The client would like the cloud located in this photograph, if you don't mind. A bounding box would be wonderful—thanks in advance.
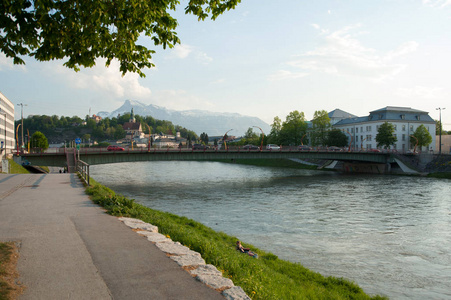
[0,53,26,71]
[396,85,444,99]
[288,24,418,81]
[423,0,451,8]
[151,90,214,111]
[173,44,193,59]
[170,44,213,64]
[49,59,152,99]
[267,70,308,81]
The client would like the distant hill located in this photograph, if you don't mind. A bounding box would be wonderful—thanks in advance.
[97,100,271,136]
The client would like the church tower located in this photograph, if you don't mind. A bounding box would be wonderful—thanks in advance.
[130,108,135,123]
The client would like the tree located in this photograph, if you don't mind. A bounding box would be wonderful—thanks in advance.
[311,110,331,146]
[279,111,308,146]
[376,122,397,149]
[30,131,49,151]
[1,0,241,77]
[326,129,348,147]
[200,132,209,144]
[244,127,258,140]
[267,116,282,145]
[411,124,432,150]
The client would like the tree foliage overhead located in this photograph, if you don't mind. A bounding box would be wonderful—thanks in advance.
[0,0,241,77]
[376,122,397,149]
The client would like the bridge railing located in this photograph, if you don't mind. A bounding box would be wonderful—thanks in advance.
[76,160,90,186]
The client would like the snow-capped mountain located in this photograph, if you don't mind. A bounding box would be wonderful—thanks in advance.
[97,100,271,136]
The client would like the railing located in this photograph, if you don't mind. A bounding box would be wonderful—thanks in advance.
[76,160,90,186]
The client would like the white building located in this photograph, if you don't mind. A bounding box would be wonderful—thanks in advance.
[0,92,15,160]
[333,106,436,152]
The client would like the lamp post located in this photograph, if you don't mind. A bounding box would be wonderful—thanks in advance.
[17,103,27,150]
[436,107,446,155]
[223,129,233,150]
[252,126,264,150]
[0,112,6,154]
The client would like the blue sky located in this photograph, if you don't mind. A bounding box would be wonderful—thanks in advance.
[1,0,450,130]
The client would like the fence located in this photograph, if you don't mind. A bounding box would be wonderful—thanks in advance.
[76,160,90,186]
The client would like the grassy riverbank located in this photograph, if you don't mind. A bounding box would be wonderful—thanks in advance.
[85,178,386,299]
[5,159,30,174]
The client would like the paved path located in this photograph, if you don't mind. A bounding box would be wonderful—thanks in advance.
[0,174,224,299]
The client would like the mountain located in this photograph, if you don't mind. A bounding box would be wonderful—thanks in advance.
[97,100,271,137]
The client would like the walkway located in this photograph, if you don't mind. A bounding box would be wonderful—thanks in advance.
[0,174,225,299]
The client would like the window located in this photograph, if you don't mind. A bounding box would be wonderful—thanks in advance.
[394,125,397,130]
[402,125,406,131]
[410,125,414,131]
[356,136,359,142]
[402,144,405,150]
[402,134,405,141]
[356,127,359,133]
[400,114,405,119]
[393,144,397,149]
[351,128,354,133]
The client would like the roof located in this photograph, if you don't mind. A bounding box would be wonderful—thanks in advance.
[123,122,141,130]
[334,106,435,126]
[328,109,357,119]
[369,106,427,114]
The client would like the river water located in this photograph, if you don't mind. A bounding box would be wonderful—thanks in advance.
[90,161,451,299]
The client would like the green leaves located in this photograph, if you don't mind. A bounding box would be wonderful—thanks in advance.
[376,122,397,149]
[0,0,240,77]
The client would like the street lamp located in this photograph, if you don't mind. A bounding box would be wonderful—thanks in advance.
[223,129,233,150]
[252,126,264,150]
[436,107,446,155]
[17,103,27,150]
[0,112,6,154]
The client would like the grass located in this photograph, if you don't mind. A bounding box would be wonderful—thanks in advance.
[213,158,320,170]
[5,160,30,174]
[0,242,23,300]
[427,172,451,179]
[85,178,387,300]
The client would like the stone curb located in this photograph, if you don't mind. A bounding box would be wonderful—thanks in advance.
[118,217,250,300]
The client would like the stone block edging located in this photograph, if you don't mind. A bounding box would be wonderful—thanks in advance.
[118,217,250,300]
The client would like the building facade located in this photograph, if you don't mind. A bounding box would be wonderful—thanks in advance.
[333,107,436,152]
[0,92,15,159]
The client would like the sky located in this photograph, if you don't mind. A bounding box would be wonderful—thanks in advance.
[1,0,451,130]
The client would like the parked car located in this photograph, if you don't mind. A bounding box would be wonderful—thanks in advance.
[192,144,210,150]
[107,145,125,151]
[328,146,343,152]
[368,148,381,153]
[298,145,312,151]
[266,144,280,150]
[243,144,260,150]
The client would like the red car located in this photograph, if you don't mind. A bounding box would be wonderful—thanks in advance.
[107,145,125,151]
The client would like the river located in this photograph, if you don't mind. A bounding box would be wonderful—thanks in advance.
[90,161,451,299]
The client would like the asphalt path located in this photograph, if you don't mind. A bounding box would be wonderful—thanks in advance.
[0,173,224,299]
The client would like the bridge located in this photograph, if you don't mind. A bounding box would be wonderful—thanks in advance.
[17,147,397,174]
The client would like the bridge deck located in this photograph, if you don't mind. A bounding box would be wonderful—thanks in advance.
[19,148,391,167]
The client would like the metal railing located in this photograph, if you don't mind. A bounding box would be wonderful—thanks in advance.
[76,160,90,186]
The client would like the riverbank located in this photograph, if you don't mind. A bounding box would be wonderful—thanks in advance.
[217,157,451,178]
[85,177,386,300]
